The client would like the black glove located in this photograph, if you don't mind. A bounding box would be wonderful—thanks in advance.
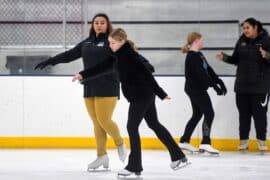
[34,58,54,70]
[213,85,223,95]
[217,78,227,95]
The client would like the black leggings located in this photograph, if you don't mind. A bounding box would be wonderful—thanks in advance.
[180,91,214,145]
[125,95,185,172]
[236,93,269,140]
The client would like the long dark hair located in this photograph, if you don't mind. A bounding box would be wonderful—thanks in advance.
[241,17,264,34]
[89,13,113,38]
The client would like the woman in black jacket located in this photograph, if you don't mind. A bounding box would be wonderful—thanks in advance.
[73,28,190,177]
[35,13,127,170]
[178,32,227,154]
[217,18,270,152]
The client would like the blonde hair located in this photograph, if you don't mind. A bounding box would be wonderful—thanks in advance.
[109,28,137,50]
[181,32,202,53]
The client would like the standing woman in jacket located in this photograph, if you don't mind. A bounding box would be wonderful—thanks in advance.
[73,28,190,177]
[35,13,127,170]
[217,18,270,152]
[178,32,227,154]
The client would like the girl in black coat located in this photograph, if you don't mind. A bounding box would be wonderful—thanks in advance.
[35,13,127,170]
[73,28,190,177]
[217,18,270,152]
[179,32,227,154]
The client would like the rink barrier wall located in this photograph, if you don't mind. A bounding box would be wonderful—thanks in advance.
[0,137,269,151]
[0,76,269,151]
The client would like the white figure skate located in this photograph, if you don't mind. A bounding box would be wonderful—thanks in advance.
[199,144,219,155]
[179,142,199,153]
[170,157,191,170]
[117,143,127,163]
[87,154,109,172]
[117,169,142,179]
[257,140,268,155]
[238,139,249,152]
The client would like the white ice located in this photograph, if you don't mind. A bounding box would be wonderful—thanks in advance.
[0,149,269,180]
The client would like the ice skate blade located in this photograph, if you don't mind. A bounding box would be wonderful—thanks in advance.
[199,149,219,156]
[238,149,248,153]
[172,161,191,171]
[259,150,268,155]
[182,148,199,154]
[117,172,142,179]
[87,167,110,172]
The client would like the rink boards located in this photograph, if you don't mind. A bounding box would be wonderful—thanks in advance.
[0,76,269,151]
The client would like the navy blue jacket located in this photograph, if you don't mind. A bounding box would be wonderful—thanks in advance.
[47,33,119,97]
[184,51,220,94]
[224,30,270,94]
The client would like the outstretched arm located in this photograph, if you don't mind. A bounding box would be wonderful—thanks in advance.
[35,40,84,70]
[216,40,240,65]
[76,56,117,83]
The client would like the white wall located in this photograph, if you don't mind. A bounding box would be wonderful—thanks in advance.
[0,76,269,140]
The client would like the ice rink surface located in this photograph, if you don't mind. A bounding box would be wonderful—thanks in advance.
[0,149,269,180]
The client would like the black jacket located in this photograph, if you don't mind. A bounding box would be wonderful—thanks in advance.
[80,42,167,102]
[47,33,119,97]
[184,51,220,93]
[224,30,270,93]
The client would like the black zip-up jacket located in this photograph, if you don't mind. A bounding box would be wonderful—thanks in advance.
[46,33,119,97]
[80,42,167,102]
[223,30,270,94]
[184,51,220,93]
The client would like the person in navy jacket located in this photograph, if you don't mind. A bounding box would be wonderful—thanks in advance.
[217,18,270,152]
[35,13,127,170]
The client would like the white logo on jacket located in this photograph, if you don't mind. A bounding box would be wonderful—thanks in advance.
[240,42,247,47]
[97,42,105,47]
[261,93,269,107]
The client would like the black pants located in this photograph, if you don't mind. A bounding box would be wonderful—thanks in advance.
[180,91,214,145]
[236,93,269,140]
[125,95,186,172]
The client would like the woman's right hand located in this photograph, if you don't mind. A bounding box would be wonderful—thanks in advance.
[164,96,171,100]
[72,73,83,82]
[216,52,224,61]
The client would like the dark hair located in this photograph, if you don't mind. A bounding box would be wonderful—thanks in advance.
[241,17,263,34]
[89,13,113,38]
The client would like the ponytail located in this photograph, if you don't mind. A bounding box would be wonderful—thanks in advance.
[181,32,202,54]
[127,39,137,50]
[181,44,190,54]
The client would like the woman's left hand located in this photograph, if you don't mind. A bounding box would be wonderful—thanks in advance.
[72,73,83,82]
[259,47,267,59]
